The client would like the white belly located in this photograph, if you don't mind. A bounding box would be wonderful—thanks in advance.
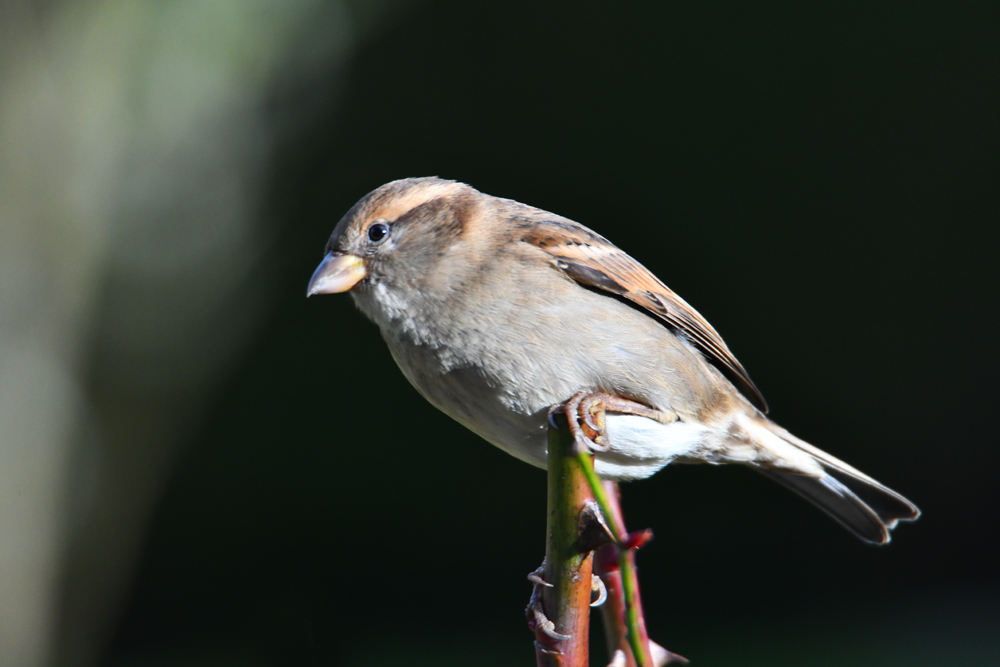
[597,415,709,480]
[461,409,709,482]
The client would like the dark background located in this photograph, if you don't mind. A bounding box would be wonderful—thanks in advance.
[104,2,998,665]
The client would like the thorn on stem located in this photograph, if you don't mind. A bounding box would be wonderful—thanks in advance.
[579,500,616,553]
[623,528,654,551]
[534,641,565,656]
[651,640,689,665]
[607,649,628,667]
[590,574,607,607]
[528,570,554,588]
[528,604,572,641]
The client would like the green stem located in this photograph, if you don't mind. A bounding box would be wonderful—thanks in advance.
[620,548,651,666]
[576,452,626,541]
[576,453,654,667]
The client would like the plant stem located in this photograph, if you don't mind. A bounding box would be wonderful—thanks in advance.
[532,415,595,667]
[589,481,655,667]
[578,457,654,666]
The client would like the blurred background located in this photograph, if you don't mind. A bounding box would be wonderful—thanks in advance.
[1,1,997,665]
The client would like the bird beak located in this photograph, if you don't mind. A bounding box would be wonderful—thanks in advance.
[306,252,368,296]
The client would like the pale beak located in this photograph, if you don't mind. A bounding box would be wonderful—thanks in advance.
[306,252,368,296]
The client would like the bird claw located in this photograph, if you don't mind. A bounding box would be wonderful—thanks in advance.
[556,392,610,454]
[580,394,610,446]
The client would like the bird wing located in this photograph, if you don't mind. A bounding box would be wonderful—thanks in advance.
[520,216,768,412]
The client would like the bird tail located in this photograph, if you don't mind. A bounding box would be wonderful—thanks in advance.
[741,416,920,545]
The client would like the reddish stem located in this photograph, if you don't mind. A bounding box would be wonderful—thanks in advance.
[594,481,655,667]
[532,415,595,666]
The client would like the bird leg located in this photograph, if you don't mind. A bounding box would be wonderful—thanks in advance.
[549,392,674,455]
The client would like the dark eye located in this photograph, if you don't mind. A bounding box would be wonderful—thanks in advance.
[367,222,390,243]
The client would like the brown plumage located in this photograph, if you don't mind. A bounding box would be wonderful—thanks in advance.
[519,216,767,412]
[308,177,920,545]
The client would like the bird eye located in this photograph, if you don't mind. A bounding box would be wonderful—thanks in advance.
[367,222,390,243]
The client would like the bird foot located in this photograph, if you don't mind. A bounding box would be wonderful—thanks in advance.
[549,392,674,455]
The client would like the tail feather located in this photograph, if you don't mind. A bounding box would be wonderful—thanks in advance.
[823,466,919,531]
[748,419,920,545]
[759,469,909,544]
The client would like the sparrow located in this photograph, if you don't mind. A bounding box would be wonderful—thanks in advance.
[307,177,919,545]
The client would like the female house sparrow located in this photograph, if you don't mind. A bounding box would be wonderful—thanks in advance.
[308,177,919,545]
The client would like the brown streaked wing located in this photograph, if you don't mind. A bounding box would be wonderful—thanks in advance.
[520,217,768,412]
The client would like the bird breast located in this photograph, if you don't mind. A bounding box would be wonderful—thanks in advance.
[351,264,728,478]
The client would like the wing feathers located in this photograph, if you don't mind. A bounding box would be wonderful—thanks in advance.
[521,217,768,412]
